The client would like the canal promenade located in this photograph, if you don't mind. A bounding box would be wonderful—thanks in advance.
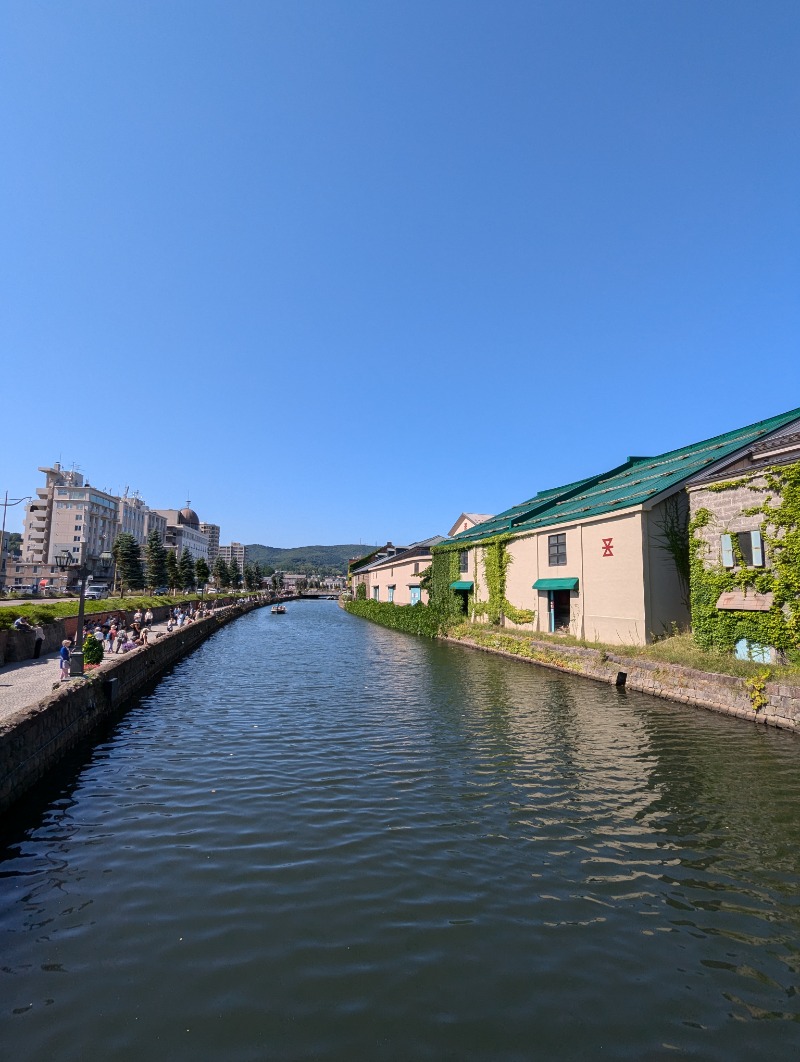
[0,616,175,724]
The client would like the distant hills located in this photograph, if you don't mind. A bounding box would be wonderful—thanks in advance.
[245,544,372,576]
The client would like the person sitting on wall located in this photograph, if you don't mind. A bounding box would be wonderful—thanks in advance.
[13,616,33,632]
[120,630,138,652]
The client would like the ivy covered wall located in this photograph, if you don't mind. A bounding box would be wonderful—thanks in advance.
[689,462,800,662]
[429,536,536,629]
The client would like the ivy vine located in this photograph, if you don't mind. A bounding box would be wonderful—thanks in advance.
[430,536,535,629]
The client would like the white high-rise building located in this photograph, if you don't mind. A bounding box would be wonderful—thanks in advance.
[200,522,220,565]
[17,464,117,589]
[218,542,247,575]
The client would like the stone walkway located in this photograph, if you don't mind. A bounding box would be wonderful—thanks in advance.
[0,620,173,724]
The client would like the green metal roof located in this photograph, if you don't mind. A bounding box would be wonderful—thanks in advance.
[533,577,579,591]
[444,407,800,545]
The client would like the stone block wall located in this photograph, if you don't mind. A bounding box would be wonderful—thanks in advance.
[446,633,800,733]
[690,478,769,566]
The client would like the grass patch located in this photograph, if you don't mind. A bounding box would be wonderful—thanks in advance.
[0,592,246,631]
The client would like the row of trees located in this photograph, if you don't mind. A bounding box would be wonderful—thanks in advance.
[112,531,268,595]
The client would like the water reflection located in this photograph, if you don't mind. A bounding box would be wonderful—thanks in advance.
[1,602,800,1060]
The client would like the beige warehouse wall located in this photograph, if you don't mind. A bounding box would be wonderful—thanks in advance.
[363,556,428,605]
[579,512,647,644]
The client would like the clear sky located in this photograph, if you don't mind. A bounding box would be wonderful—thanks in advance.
[2,1,798,547]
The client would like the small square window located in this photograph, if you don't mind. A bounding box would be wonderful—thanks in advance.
[548,533,567,566]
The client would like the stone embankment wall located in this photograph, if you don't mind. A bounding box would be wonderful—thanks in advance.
[0,601,262,814]
[444,633,800,734]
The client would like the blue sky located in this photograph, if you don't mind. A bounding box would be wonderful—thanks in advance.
[2,1,798,548]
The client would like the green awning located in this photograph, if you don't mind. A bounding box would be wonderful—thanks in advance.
[533,577,579,591]
[449,580,474,590]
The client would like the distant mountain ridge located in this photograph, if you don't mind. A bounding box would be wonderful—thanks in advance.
[245,543,372,576]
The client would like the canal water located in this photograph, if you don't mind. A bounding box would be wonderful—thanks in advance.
[2,601,800,1060]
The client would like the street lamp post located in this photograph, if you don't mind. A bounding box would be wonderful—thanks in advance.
[55,549,113,676]
[1,492,32,592]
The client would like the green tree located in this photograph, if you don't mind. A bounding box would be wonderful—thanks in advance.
[244,562,265,591]
[145,531,168,590]
[166,550,180,591]
[195,557,210,588]
[213,555,231,588]
[178,548,196,590]
[229,559,242,589]
[113,533,144,596]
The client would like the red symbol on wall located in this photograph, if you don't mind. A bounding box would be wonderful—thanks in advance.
[602,538,614,557]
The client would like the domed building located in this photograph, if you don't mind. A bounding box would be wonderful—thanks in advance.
[178,506,200,528]
[154,501,212,562]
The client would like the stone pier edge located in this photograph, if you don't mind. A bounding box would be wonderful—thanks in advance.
[0,601,264,816]
[441,633,800,735]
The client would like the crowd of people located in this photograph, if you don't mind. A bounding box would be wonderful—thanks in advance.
[11,594,264,683]
[57,601,223,681]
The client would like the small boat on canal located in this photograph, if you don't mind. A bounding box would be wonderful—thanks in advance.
[271,605,286,614]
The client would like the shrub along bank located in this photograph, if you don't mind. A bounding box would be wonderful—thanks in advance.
[343,599,442,637]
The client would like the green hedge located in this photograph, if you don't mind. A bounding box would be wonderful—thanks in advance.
[343,600,442,637]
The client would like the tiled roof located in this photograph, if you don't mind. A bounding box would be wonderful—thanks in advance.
[353,536,446,572]
[445,407,800,545]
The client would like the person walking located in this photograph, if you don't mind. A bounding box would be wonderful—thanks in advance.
[144,608,153,628]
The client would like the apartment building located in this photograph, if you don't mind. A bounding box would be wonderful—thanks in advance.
[16,464,117,590]
[218,541,247,575]
[118,492,148,545]
[200,523,220,565]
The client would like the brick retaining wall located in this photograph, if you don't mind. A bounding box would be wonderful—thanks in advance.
[0,601,263,814]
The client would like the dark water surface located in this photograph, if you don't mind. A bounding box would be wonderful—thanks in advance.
[2,601,800,1060]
